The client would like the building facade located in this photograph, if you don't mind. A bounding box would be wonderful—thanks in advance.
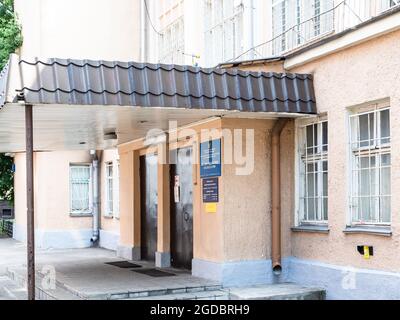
[12,0,142,250]
[6,0,400,300]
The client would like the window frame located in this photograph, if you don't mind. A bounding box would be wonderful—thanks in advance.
[114,160,120,219]
[69,164,93,216]
[347,103,391,227]
[203,0,244,66]
[295,115,328,227]
[105,162,114,217]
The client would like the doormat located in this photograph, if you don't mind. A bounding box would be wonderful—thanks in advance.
[105,261,142,268]
[133,269,176,277]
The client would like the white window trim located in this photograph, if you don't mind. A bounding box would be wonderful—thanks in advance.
[105,162,114,217]
[347,102,391,227]
[295,115,328,227]
[114,160,120,219]
[69,164,93,216]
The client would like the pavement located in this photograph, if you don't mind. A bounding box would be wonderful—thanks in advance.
[0,238,325,300]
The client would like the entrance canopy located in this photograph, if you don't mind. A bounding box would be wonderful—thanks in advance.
[0,54,316,152]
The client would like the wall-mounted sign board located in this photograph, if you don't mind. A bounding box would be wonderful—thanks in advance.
[202,177,219,203]
[200,139,221,178]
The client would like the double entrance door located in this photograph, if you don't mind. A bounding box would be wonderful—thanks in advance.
[139,147,193,270]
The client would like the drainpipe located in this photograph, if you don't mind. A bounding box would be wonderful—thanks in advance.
[271,118,289,275]
[90,150,102,245]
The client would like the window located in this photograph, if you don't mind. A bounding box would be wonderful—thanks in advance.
[70,165,92,215]
[114,160,120,219]
[272,0,334,55]
[349,106,391,225]
[297,118,328,224]
[106,162,113,216]
[159,17,185,64]
[105,161,120,218]
[204,0,244,66]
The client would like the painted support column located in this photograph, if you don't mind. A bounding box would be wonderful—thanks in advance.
[25,104,35,300]
[117,149,141,260]
[156,140,171,268]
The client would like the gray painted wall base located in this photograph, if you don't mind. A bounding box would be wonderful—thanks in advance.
[155,252,171,268]
[287,257,400,300]
[99,230,120,251]
[13,224,92,249]
[192,259,290,287]
[117,245,141,261]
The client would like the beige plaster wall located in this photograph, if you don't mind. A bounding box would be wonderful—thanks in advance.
[14,0,141,61]
[117,117,294,264]
[221,118,294,262]
[14,151,92,230]
[239,31,400,272]
[13,0,138,237]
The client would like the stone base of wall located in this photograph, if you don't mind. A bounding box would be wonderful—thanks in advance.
[13,224,92,249]
[99,230,119,251]
[287,257,400,300]
[116,245,141,261]
[192,258,290,287]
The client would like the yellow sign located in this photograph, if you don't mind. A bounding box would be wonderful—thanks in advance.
[205,203,217,213]
[364,246,370,259]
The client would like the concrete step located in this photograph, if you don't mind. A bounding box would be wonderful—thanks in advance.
[0,276,27,300]
[127,290,229,300]
[106,284,224,300]
[228,283,326,300]
[6,267,82,300]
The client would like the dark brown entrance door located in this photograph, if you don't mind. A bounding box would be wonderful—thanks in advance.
[140,154,158,262]
[170,147,194,270]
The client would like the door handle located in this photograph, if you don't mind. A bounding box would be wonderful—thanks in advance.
[184,212,190,222]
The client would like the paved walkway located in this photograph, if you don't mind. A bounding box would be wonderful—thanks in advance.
[0,239,325,300]
[0,238,221,300]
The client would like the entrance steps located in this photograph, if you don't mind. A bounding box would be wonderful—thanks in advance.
[5,266,325,300]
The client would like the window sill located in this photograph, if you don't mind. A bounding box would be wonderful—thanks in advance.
[291,225,330,234]
[70,213,93,218]
[343,226,392,237]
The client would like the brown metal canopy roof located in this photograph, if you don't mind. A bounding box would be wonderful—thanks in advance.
[0,55,317,152]
[0,55,316,114]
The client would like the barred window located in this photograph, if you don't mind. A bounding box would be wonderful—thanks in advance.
[349,106,391,225]
[70,165,92,214]
[298,119,328,224]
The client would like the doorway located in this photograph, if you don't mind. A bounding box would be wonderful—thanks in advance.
[140,154,158,262]
[170,147,194,270]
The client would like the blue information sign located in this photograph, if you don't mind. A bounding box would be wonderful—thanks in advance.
[200,139,221,178]
[202,177,219,203]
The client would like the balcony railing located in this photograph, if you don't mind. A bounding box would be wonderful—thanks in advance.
[229,0,400,63]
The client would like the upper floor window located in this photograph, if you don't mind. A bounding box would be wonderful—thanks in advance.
[159,17,185,64]
[272,0,334,55]
[70,164,92,215]
[204,0,244,66]
[297,118,328,225]
[349,105,391,225]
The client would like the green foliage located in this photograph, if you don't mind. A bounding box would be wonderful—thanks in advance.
[0,0,21,203]
[0,0,22,69]
[0,155,13,202]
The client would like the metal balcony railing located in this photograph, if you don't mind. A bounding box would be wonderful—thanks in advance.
[229,0,400,63]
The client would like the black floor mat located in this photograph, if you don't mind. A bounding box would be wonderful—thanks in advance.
[105,261,142,268]
[133,269,176,277]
